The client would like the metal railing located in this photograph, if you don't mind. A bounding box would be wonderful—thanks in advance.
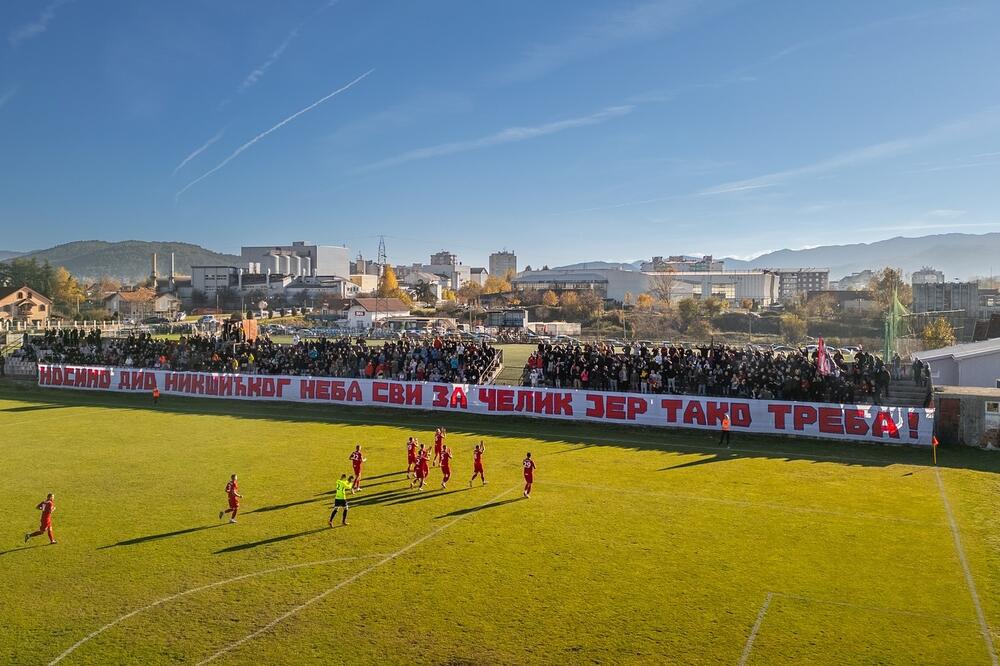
[481,348,504,385]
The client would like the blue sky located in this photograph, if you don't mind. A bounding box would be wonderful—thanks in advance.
[2,0,999,268]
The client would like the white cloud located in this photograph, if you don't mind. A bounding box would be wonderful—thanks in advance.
[9,0,74,47]
[699,107,1000,196]
[359,105,634,172]
[498,0,700,82]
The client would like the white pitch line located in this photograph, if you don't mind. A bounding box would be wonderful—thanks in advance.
[5,390,919,468]
[538,480,939,526]
[198,486,519,664]
[934,468,998,666]
[738,592,773,666]
[47,553,389,665]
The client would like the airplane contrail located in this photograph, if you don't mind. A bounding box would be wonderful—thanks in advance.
[176,68,374,199]
[172,129,225,175]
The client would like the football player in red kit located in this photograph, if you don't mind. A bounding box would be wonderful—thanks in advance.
[24,493,57,545]
[219,474,243,523]
[469,441,487,487]
[433,427,445,466]
[410,444,429,489]
[406,437,417,477]
[439,444,453,489]
[349,445,366,493]
[522,452,536,498]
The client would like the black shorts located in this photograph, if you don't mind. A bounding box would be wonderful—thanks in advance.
[334,498,348,507]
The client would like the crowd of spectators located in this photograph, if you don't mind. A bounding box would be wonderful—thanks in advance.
[522,342,896,405]
[24,329,502,384]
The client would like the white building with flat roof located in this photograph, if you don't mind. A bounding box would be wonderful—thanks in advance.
[240,241,350,278]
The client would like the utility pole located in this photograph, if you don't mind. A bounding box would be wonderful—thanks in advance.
[375,235,387,335]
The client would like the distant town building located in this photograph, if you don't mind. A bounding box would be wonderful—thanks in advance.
[773,268,830,301]
[396,250,487,291]
[489,250,517,278]
[349,274,379,295]
[344,297,411,328]
[639,255,724,272]
[0,285,52,325]
[104,288,157,320]
[830,270,875,291]
[241,241,350,278]
[912,281,979,316]
[912,267,945,285]
[351,255,380,276]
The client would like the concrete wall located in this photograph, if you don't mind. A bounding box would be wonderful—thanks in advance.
[958,355,1000,388]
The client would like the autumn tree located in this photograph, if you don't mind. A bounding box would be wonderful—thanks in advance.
[921,317,956,350]
[648,268,677,304]
[868,267,912,308]
[483,275,512,295]
[676,297,701,332]
[541,290,559,307]
[780,314,808,343]
[701,296,729,318]
[636,293,654,310]
[376,264,413,306]
[457,282,483,304]
[51,267,84,315]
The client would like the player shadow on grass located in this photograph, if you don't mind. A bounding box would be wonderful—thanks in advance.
[0,545,44,556]
[383,487,471,507]
[248,497,329,513]
[435,497,522,519]
[314,477,404,495]
[0,403,67,413]
[98,524,224,549]
[658,452,739,471]
[214,528,327,554]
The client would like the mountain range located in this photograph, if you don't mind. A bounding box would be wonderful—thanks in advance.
[0,241,239,282]
[554,232,1000,281]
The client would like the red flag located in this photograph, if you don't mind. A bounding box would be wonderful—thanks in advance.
[932,435,939,447]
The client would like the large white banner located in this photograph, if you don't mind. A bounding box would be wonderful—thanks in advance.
[37,364,935,445]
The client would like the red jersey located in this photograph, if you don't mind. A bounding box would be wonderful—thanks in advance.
[523,458,536,477]
[350,450,363,467]
[39,499,55,519]
[226,480,239,498]
[434,432,444,448]
[473,448,483,463]
[440,450,452,469]
[407,440,417,454]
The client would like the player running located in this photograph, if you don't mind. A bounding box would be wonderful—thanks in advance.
[406,437,418,477]
[349,445,366,493]
[411,444,430,490]
[219,474,243,523]
[24,493,57,545]
[328,474,353,526]
[432,427,445,466]
[469,441,487,487]
[439,444,453,489]
[522,452,536,498]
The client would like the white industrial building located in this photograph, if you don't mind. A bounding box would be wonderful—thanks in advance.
[240,241,350,278]
[489,250,517,277]
[512,267,777,305]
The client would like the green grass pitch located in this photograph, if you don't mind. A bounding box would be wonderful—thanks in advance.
[1,383,998,665]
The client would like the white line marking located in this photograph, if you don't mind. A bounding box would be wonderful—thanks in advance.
[198,486,518,664]
[739,592,772,666]
[935,468,998,666]
[539,480,939,526]
[47,553,389,665]
[6,390,922,468]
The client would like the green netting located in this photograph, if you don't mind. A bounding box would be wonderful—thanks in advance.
[883,289,911,361]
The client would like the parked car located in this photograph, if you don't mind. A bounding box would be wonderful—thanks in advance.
[142,316,169,325]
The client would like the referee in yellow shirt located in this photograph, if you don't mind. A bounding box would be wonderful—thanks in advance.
[328,474,354,527]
